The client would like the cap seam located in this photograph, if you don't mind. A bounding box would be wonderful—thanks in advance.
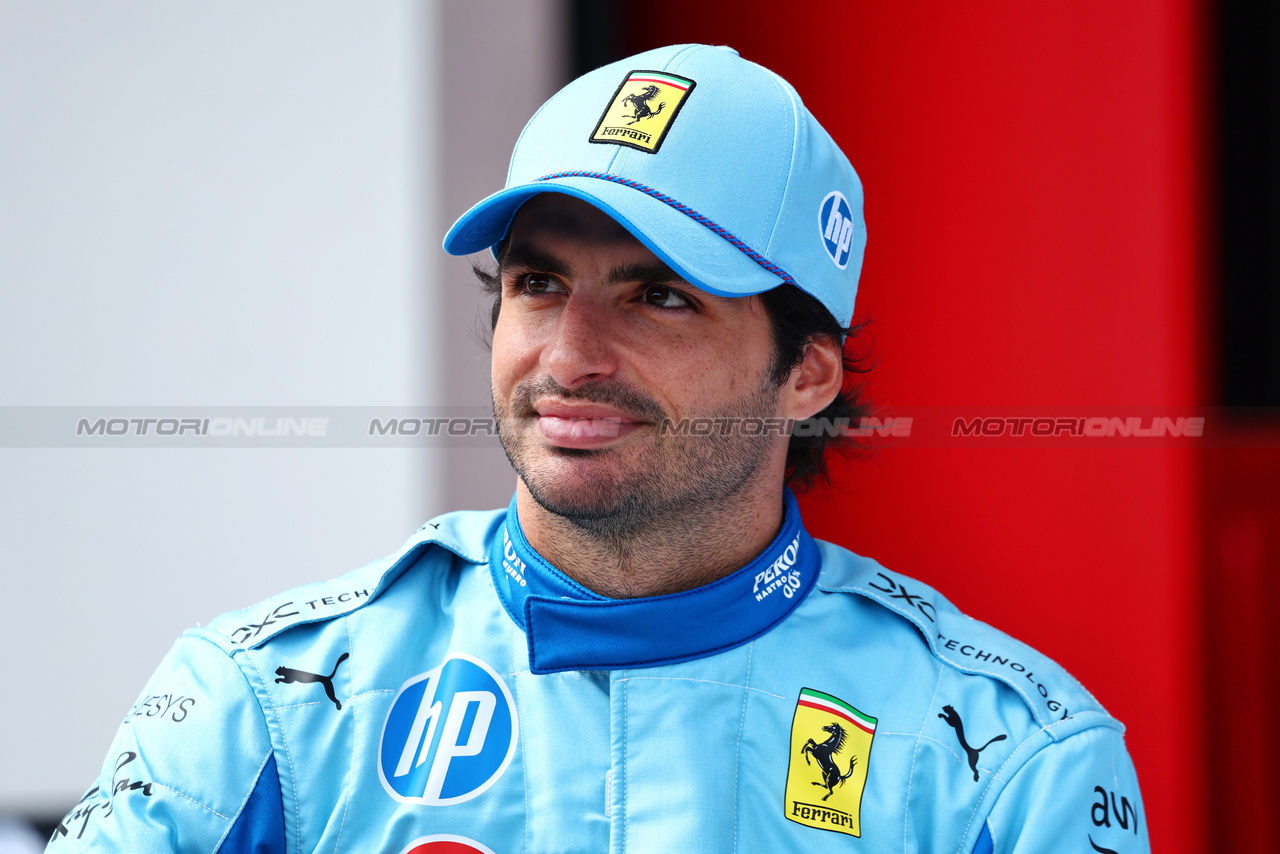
[660,43,706,73]
[761,68,801,256]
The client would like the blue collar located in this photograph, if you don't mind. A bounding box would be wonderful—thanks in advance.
[488,490,821,674]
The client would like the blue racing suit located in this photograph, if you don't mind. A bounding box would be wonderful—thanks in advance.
[48,491,1149,853]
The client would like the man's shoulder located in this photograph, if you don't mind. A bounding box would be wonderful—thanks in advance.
[199,507,505,650]
[810,538,1118,734]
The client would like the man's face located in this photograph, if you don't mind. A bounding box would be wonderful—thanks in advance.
[491,193,790,531]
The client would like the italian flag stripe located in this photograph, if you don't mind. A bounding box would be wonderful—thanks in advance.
[629,72,690,91]
[799,689,877,734]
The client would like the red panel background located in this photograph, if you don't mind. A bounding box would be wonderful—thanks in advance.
[1201,440,1280,853]
[628,4,1206,851]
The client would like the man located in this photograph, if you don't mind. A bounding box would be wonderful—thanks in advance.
[49,44,1148,853]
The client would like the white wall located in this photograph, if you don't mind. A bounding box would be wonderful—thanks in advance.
[0,0,568,819]
[436,0,568,510]
[0,0,442,815]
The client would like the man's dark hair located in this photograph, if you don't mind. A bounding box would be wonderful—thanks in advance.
[757,283,872,490]
[473,265,872,493]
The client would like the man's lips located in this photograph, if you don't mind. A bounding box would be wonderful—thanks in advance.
[533,402,645,448]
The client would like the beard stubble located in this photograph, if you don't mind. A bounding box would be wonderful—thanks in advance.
[494,372,784,540]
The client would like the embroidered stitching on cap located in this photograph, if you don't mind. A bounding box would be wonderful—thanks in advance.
[534,171,796,287]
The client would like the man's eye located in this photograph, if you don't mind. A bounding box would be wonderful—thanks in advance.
[521,274,563,294]
[642,285,690,309]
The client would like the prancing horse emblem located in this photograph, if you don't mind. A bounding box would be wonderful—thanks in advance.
[620,85,665,125]
[801,722,858,801]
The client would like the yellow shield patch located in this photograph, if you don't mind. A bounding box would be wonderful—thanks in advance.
[784,688,876,837]
[590,70,695,154]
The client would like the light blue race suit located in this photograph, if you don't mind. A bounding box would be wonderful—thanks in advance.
[48,491,1149,853]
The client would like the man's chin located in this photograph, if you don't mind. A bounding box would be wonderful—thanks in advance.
[516,456,655,522]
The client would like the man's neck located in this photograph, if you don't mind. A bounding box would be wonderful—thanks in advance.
[514,475,788,599]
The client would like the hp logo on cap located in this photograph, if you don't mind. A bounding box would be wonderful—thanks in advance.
[819,191,855,270]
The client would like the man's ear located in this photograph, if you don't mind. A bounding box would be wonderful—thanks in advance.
[781,335,844,421]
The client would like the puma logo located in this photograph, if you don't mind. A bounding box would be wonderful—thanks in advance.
[938,704,1007,782]
[275,652,349,710]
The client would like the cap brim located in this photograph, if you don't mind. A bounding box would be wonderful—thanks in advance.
[442,176,785,300]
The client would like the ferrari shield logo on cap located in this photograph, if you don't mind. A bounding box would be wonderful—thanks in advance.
[784,688,876,837]
[590,70,695,153]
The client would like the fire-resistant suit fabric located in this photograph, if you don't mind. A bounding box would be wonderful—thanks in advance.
[47,492,1150,854]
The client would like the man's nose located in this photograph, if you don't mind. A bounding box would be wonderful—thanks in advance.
[540,296,618,389]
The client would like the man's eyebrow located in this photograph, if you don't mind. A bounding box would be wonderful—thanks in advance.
[499,247,687,289]
[499,244,571,278]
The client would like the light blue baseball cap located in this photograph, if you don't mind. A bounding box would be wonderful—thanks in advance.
[443,43,866,327]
